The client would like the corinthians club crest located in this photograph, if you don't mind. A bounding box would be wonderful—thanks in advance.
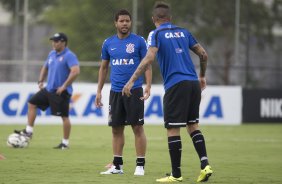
[59,56,64,62]
[126,43,135,53]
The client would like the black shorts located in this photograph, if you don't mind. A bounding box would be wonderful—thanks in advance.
[108,88,144,126]
[28,88,71,117]
[163,80,201,128]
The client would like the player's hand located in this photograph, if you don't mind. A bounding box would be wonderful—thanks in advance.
[122,81,133,97]
[38,82,44,90]
[199,76,206,91]
[95,92,103,107]
[56,85,66,95]
[140,86,151,100]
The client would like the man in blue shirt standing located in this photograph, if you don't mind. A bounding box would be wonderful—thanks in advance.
[95,9,152,176]
[15,32,80,150]
[123,2,212,182]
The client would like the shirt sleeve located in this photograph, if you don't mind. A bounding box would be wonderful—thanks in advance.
[43,59,48,68]
[66,53,79,68]
[187,31,198,48]
[101,39,110,60]
[43,51,53,68]
[147,31,157,48]
[139,36,147,59]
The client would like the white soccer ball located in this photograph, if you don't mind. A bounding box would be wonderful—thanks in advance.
[7,133,29,148]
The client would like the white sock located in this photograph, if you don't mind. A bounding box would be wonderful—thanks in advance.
[26,125,33,133]
[62,139,69,145]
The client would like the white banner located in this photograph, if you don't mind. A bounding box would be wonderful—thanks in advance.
[200,86,242,125]
[0,83,241,125]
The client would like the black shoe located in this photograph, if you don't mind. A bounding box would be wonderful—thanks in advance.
[14,129,33,139]
[53,143,69,150]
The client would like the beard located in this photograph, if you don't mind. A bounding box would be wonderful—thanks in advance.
[119,27,130,35]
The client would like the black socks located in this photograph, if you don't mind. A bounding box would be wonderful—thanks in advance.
[190,130,209,169]
[113,156,145,169]
[136,157,145,167]
[113,156,123,170]
[168,136,182,178]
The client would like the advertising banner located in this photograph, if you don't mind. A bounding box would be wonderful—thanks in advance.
[0,83,242,125]
[243,89,282,123]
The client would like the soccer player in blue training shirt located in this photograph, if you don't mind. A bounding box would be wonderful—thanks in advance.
[14,32,80,150]
[95,9,152,176]
[123,2,213,182]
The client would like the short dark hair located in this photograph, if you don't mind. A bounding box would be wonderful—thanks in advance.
[114,9,132,21]
[152,1,171,20]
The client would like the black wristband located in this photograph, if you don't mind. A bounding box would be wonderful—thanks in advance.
[37,81,43,84]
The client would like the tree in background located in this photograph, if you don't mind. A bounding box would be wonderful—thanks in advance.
[0,0,58,22]
[43,0,133,81]
[0,0,281,85]
[137,0,278,85]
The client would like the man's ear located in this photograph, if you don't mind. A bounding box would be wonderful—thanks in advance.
[152,17,155,24]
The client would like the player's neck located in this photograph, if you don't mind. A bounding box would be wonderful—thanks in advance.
[117,32,130,39]
[155,20,170,28]
[55,47,65,54]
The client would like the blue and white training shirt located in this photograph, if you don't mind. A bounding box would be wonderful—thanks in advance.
[101,33,147,92]
[44,47,79,95]
[147,22,198,91]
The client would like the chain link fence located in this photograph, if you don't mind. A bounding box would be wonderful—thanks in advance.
[0,0,281,88]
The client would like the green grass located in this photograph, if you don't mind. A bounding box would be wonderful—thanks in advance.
[0,124,282,184]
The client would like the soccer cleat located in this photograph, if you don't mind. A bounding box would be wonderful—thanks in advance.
[14,129,33,139]
[53,143,69,150]
[197,165,213,182]
[156,175,183,182]
[134,166,145,176]
[100,165,124,174]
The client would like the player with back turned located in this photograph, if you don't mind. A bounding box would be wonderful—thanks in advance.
[123,2,213,182]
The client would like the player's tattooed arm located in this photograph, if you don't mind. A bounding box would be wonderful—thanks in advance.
[131,47,157,82]
[191,44,208,77]
[131,62,151,82]
[123,47,157,97]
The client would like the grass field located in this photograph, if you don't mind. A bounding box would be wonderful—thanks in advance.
[0,124,282,184]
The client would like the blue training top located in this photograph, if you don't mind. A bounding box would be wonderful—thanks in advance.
[147,22,199,91]
[44,47,79,95]
[101,33,147,92]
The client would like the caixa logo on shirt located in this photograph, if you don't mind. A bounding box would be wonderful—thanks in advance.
[112,59,134,65]
[165,32,185,38]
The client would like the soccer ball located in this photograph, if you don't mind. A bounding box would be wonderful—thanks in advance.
[7,133,29,148]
